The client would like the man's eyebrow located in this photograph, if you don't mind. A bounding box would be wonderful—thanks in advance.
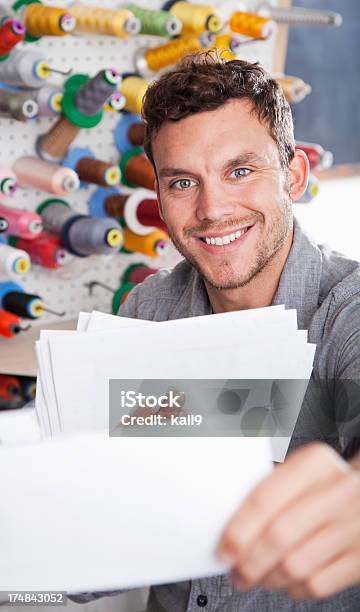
[158,167,194,179]
[223,153,267,168]
[158,153,267,179]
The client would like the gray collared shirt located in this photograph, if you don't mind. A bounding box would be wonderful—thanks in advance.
[72,219,360,611]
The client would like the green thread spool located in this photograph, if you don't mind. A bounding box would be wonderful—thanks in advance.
[127,4,182,37]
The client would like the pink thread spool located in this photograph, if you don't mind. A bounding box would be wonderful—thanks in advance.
[13,156,80,196]
[0,167,17,200]
[0,203,43,240]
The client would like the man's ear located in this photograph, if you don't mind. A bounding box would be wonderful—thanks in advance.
[288,149,310,202]
[154,178,165,222]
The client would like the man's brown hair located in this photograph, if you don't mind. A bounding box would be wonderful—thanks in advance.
[142,52,295,169]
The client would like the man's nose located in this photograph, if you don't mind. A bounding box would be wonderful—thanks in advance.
[195,182,237,223]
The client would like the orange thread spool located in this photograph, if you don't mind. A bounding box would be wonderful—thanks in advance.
[127,122,145,147]
[144,36,204,72]
[123,227,169,257]
[24,4,75,37]
[124,155,155,191]
[229,11,276,39]
[0,309,21,338]
[75,158,120,187]
[104,194,128,218]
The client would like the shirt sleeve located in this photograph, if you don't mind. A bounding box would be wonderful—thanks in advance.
[326,296,360,445]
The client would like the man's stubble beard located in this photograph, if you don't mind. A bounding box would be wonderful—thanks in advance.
[163,195,293,291]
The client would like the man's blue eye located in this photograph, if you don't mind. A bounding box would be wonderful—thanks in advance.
[172,179,195,190]
[232,168,251,178]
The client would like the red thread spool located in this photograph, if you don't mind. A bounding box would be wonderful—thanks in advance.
[14,233,69,269]
[136,199,167,233]
[0,19,25,58]
[0,374,21,400]
[0,309,21,338]
[126,264,158,284]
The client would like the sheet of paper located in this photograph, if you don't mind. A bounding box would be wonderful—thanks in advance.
[0,434,271,592]
[76,312,92,332]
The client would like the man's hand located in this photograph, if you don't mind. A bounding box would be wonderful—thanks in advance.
[217,443,360,599]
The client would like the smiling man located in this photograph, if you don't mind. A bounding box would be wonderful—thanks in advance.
[71,55,360,611]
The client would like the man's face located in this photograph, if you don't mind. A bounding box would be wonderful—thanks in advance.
[152,99,293,290]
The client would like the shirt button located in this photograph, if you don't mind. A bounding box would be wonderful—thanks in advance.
[196,594,208,607]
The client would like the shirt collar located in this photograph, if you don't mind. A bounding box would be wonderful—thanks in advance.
[272,218,323,329]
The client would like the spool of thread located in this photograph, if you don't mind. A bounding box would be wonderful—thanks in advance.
[213,34,240,60]
[104,92,126,113]
[298,174,319,204]
[89,187,166,235]
[37,70,121,161]
[135,33,213,76]
[0,309,21,338]
[257,4,342,27]
[0,203,43,240]
[38,199,123,256]
[0,168,17,200]
[13,156,80,196]
[74,69,121,116]
[123,227,169,257]
[62,147,121,188]
[295,141,333,171]
[0,374,22,399]
[164,1,222,34]
[0,243,30,277]
[0,281,43,319]
[0,217,9,233]
[112,282,137,314]
[69,4,140,38]
[121,75,149,115]
[126,4,182,37]
[114,114,145,153]
[10,232,70,269]
[37,117,80,162]
[28,84,63,116]
[275,74,312,104]
[229,11,277,39]
[20,376,37,401]
[22,4,76,38]
[0,48,51,88]
[122,262,158,285]
[0,18,25,59]
[120,148,155,191]
[0,89,39,121]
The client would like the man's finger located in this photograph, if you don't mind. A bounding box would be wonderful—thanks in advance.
[287,549,360,599]
[217,443,346,562]
[230,469,358,587]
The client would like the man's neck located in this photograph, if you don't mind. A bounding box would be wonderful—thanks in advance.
[205,231,294,313]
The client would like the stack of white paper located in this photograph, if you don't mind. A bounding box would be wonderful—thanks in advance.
[35,306,316,462]
[0,434,271,592]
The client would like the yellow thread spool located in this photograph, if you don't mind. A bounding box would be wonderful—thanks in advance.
[121,76,148,115]
[213,34,237,61]
[144,36,204,72]
[123,227,168,257]
[24,5,75,37]
[275,75,312,103]
[169,2,222,34]
[229,11,276,39]
[69,4,139,38]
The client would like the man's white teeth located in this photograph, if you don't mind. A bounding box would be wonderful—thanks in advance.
[204,227,249,246]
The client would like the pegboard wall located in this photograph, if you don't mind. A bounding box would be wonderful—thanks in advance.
[0,0,282,328]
